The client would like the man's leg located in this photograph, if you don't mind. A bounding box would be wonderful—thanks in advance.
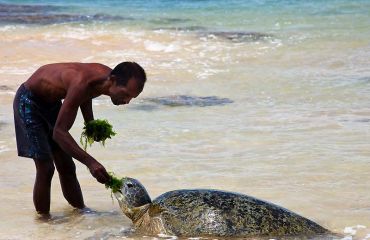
[33,158,55,215]
[52,146,85,209]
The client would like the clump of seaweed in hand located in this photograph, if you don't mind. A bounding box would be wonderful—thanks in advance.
[80,119,116,151]
[105,172,123,193]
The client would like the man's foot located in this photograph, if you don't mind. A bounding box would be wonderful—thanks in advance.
[35,212,51,221]
[75,206,97,214]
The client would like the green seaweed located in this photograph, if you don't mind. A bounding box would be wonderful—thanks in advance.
[105,172,123,193]
[80,119,116,151]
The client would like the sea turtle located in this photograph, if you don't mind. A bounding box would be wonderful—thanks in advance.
[114,177,329,238]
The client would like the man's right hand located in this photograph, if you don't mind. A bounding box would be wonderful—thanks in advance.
[87,160,110,184]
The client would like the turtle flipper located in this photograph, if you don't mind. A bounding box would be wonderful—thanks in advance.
[148,203,163,217]
[134,203,170,236]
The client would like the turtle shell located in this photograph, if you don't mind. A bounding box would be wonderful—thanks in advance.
[145,189,328,237]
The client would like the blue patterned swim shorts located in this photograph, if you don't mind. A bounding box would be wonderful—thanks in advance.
[13,84,62,160]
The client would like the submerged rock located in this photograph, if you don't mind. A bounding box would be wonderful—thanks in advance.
[201,31,274,42]
[145,95,233,107]
[153,26,208,32]
[151,27,274,43]
[0,13,130,24]
[0,3,131,24]
[0,3,59,13]
[150,17,191,25]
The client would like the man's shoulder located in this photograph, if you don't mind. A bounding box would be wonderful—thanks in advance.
[72,63,112,78]
[84,63,112,73]
[40,62,110,71]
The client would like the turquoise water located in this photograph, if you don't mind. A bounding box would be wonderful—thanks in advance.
[1,0,370,31]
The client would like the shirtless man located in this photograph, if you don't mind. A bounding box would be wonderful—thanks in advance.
[13,62,146,215]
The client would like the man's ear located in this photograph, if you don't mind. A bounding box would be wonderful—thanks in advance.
[109,74,117,82]
[109,75,120,87]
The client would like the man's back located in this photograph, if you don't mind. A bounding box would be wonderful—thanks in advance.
[25,62,111,104]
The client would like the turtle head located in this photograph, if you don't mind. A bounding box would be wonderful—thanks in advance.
[114,177,152,221]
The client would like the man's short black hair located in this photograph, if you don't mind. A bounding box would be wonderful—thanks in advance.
[110,62,146,90]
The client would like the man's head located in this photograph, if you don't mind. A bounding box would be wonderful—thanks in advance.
[109,62,146,105]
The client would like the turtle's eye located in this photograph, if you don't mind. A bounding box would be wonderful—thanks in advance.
[127,183,134,188]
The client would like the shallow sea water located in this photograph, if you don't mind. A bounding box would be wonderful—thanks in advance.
[0,1,369,239]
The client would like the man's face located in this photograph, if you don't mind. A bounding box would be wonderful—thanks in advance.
[110,77,142,106]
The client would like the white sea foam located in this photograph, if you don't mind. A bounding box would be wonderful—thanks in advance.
[157,233,178,239]
[344,227,357,235]
[344,225,366,235]
[61,29,91,40]
[0,145,10,153]
[196,68,227,80]
[0,25,27,32]
[0,66,35,75]
[91,40,104,46]
[144,40,180,52]
[97,50,147,61]
[82,56,95,62]
[0,91,15,95]
[92,98,111,106]
[120,29,146,43]
[0,148,10,153]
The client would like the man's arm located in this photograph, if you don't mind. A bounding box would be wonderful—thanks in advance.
[53,83,109,184]
[80,99,94,123]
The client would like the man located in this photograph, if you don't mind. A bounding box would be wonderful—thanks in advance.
[13,62,146,215]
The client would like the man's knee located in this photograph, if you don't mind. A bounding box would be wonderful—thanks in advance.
[57,163,76,176]
[53,153,76,176]
[34,159,55,179]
